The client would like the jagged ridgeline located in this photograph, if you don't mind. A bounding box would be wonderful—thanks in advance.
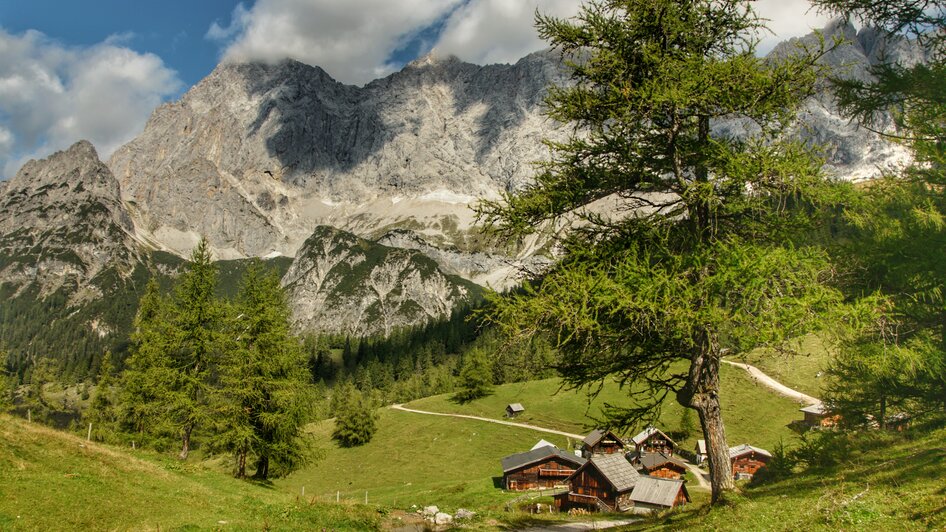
[0,20,922,381]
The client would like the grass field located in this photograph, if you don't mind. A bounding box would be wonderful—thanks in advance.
[735,334,833,399]
[0,415,381,531]
[276,408,570,511]
[404,363,808,453]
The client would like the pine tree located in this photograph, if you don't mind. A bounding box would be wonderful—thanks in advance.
[454,347,493,403]
[332,386,377,447]
[479,0,845,502]
[211,260,312,479]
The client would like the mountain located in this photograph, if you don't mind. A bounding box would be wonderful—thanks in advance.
[283,225,479,337]
[107,50,568,261]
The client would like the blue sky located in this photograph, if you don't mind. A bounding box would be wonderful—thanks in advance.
[0,0,829,178]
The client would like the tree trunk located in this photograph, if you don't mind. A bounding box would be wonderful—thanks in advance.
[235,450,247,479]
[677,330,735,504]
[254,455,269,480]
[179,424,192,461]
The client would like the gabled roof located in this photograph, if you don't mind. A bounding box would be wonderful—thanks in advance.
[729,444,772,460]
[631,426,677,447]
[506,403,525,412]
[501,445,586,473]
[531,439,556,451]
[576,454,640,493]
[695,439,707,454]
[582,429,625,448]
[800,403,827,415]
[630,476,689,507]
[638,452,688,471]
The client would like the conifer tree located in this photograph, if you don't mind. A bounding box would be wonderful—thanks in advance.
[169,237,224,459]
[454,347,493,403]
[87,351,118,439]
[212,260,312,479]
[479,0,844,502]
[332,385,377,447]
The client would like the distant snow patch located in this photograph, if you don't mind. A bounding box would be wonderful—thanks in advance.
[419,189,476,204]
[263,250,283,259]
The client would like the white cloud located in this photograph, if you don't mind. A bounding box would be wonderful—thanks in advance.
[209,0,463,86]
[0,29,181,177]
[755,0,832,54]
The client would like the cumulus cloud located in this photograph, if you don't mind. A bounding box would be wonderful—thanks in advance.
[0,29,182,177]
[755,0,831,54]
[208,0,463,86]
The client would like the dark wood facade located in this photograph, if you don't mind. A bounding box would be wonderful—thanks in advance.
[634,430,676,456]
[582,429,626,456]
[556,465,631,512]
[504,456,581,490]
[731,452,770,480]
[645,462,687,480]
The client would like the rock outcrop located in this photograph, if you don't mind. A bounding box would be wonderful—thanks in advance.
[282,225,478,337]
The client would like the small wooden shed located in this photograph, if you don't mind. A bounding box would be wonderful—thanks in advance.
[629,476,690,512]
[729,444,772,480]
[694,439,707,465]
[506,403,525,417]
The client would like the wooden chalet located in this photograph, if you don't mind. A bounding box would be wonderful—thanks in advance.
[631,426,678,456]
[581,429,626,457]
[694,439,707,465]
[501,445,586,491]
[555,453,641,512]
[506,403,525,417]
[629,476,690,512]
[729,444,772,480]
[635,451,688,479]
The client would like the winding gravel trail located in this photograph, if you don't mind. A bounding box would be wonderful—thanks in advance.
[389,404,584,439]
[722,359,821,405]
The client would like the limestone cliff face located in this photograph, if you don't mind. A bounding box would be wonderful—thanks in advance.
[0,141,138,299]
[107,50,568,260]
[281,225,477,337]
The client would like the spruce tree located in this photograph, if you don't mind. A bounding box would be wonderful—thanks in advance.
[87,351,118,440]
[479,0,844,502]
[212,260,312,479]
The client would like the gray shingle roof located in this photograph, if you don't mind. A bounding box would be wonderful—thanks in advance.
[588,454,640,493]
[506,403,525,412]
[501,445,586,473]
[800,403,827,415]
[696,439,707,454]
[729,443,772,459]
[630,476,688,507]
[631,426,677,447]
[638,452,687,471]
[582,429,625,448]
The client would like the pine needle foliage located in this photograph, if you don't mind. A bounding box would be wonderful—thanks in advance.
[478,0,847,502]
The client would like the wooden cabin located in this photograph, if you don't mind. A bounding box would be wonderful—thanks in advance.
[729,444,772,480]
[631,426,678,456]
[506,403,525,417]
[799,403,839,428]
[501,445,586,491]
[581,429,627,457]
[694,439,707,465]
[555,454,640,512]
[635,451,688,480]
[629,476,690,512]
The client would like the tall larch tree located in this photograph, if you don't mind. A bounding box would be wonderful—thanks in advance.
[479,0,845,502]
[212,260,312,479]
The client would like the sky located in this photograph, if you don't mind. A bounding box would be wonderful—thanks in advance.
[0,0,830,178]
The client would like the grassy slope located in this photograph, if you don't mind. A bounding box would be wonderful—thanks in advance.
[735,334,832,398]
[404,364,806,452]
[276,408,570,511]
[645,424,946,531]
[0,415,380,531]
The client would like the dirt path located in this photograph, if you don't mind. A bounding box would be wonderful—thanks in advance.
[722,359,820,405]
[682,462,711,490]
[519,518,640,531]
[390,404,585,440]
